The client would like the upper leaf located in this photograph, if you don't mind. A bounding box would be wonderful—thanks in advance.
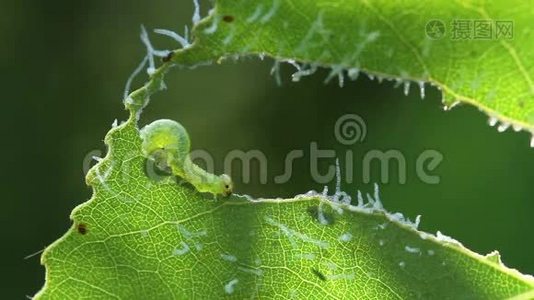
[179,0,534,138]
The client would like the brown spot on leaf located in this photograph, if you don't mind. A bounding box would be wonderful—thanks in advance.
[77,223,88,235]
[162,51,174,63]
[223,15,235,23]
[312,268,327,281]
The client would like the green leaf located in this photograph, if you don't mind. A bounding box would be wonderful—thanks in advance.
[35,116,534,298]
[178,0,534,142]
[35,0,534,298]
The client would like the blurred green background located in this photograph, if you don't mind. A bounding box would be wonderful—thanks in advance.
[2,0,533,297]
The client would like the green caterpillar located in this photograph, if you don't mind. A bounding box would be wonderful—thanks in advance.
[140,119,233,197]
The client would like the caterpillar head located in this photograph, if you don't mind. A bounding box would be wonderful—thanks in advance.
[219,174,233,197]
[148,148,172,174]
